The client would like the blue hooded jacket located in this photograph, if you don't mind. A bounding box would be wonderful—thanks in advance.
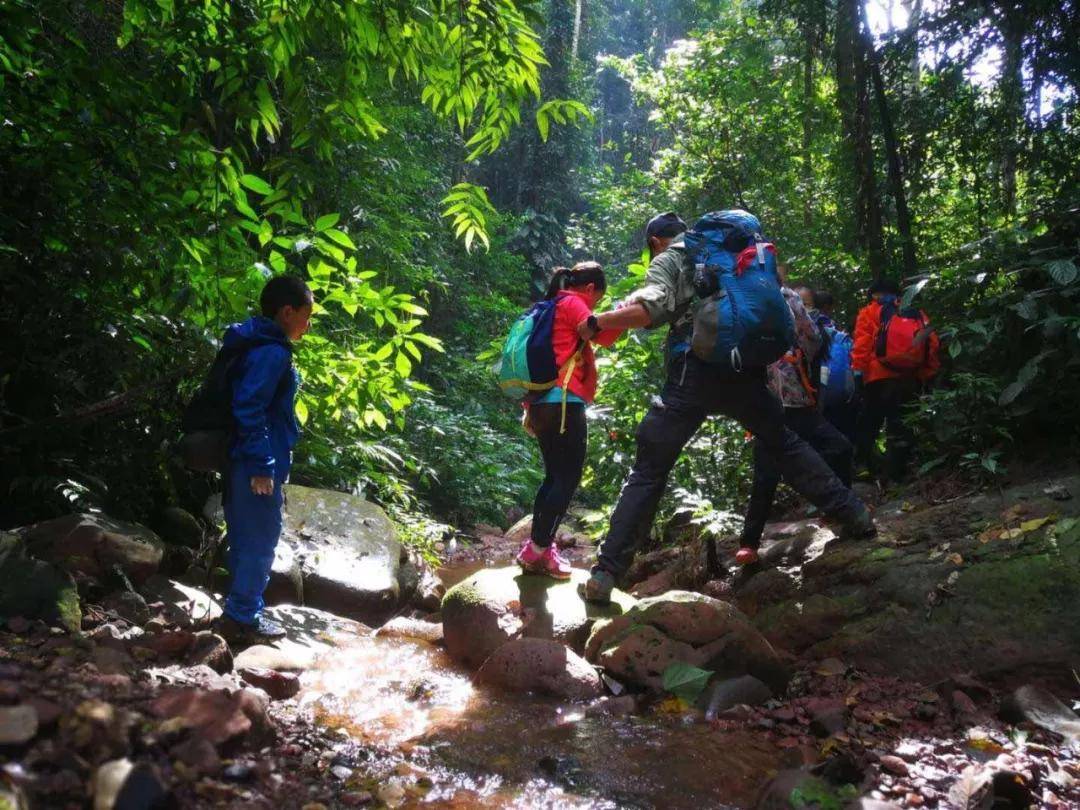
[223,316,300,480]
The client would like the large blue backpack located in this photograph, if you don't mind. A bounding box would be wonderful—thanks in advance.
[683,210,795,370]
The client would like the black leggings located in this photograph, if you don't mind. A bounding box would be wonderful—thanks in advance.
[529,402,588,547]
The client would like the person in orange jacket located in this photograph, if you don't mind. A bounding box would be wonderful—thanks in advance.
[851,278,940,483]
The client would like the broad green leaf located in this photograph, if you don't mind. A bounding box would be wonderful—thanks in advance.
[1046,259,1078,286]
[661,662,713,705]
[239,174,273,195]
[314,213,340,232]
[325,229,357,251]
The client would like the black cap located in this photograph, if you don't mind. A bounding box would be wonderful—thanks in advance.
[645,212,687,241]
[869,278,900,296]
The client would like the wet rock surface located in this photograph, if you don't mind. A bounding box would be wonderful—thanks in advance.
[441,566,634,668]
[475,637,603,700]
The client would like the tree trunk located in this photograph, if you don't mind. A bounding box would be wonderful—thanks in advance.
[836,0,886,278]
[860,5,917,278]
[801,30,816,227]
[1000,14,1025,219]
[572,0,583,60]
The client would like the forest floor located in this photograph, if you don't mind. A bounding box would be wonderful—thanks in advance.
[2,471,1080,809]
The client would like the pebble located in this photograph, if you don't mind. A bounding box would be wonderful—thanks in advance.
[331,764,353,780]
[0,704,39,745]
[880,754,910,776]
[377,782,406,806]
[222,761,255,782]
[341,791,373,806]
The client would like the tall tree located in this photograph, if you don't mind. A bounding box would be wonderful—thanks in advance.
[835,0,886,277]
[860,4,918,277]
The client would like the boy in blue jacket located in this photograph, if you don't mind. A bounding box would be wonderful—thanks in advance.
[216,275,312,641]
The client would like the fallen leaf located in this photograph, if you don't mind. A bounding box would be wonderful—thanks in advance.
[820,737,842,756]
[901,501,917,512]
[999,528,1024,541]
[966,735,1006,755]
[948,764,993,809]
[654,696,691,715]
[946,571,960,586]
[1019,516,1053,533]
[947,552,964,565]
[978,529,996,544]
[814,657,847,677]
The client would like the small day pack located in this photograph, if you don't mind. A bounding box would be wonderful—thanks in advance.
[875,299,934,373]
[497,299,582,433]
[684,210,796,370]
[818,322,855,406]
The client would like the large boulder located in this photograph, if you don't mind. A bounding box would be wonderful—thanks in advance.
[441,566,634,668]
[0,533,81,632]
[22,513,165,584]
[476,638,603,700]
[585,590,787,693]
[739,474,1080,684]
[263,485,402,624]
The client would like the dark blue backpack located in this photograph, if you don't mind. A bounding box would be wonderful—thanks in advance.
[683,210,795,370]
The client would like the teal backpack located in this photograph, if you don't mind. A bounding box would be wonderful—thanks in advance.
[497,299,582,433]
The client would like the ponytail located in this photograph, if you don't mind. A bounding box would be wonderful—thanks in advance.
[544,261,607,300]
[544,266,572,300]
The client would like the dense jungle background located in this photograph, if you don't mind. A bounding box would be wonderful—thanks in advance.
[2,0,1078,548]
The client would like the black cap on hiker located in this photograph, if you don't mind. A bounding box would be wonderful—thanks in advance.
[645,212,687,242]
[869,278,901,296]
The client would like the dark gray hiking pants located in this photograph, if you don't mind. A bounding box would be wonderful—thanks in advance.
[593,353,864,579]
[741,405,854,550]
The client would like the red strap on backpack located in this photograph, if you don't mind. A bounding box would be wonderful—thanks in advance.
[734,243,777,276]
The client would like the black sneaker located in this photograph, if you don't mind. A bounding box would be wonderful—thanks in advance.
[578,570,615,605]
[837,507,877,541]
[213,614,286,644]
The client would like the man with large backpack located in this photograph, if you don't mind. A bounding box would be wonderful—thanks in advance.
[576,211,876,604]
[851,278,940,483]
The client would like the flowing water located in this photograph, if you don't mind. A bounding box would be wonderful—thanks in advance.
[297,568,787,808]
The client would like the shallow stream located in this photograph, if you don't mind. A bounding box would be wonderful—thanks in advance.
[296,565,786,809]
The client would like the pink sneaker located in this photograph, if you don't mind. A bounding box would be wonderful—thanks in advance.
[516,541,573,580]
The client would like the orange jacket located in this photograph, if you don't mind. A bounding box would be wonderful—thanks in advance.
[851,299,941,384]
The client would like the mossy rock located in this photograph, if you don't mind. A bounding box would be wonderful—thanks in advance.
[0,533,80,632]
[441,566,633,669]
[586,590,788,693]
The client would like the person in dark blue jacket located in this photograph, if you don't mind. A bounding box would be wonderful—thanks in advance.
[216,275,312,641]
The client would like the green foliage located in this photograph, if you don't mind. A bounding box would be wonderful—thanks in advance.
[662,662,713,704]
[0,0,565,529]
[442,184,498,253]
